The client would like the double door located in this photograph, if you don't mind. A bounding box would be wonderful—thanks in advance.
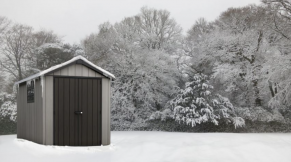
[53,77,102,146]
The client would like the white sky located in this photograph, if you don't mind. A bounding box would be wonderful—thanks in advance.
[0,0,261,44]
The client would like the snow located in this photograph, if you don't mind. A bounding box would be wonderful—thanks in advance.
[14,55,115,85]
[0,131,291,162]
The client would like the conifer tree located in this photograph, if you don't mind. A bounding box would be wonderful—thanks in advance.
[171,73,245,128]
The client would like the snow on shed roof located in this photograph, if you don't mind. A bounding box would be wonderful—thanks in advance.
[15,55,115,85]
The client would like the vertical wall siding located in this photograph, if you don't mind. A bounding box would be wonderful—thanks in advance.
[16,84,20,138]
[17,83,26,139]
[17,79,43,144]
[102,78,111,145]
[36,80,43,143]
[44,64,111,145]
[45,76,54,145]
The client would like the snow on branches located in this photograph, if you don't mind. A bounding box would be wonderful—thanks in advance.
[170,73,245,128]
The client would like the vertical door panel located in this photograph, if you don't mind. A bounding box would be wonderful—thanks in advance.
[75,79,80,146]
[64,78,70,146]
[98,79,102,145]
[87,79,93,145]
[81,79,88,146]
[69,78,75,146]
[58,78,64,146]
[54,79,59,145]
[78,79,82,146]
[92,79,98,145]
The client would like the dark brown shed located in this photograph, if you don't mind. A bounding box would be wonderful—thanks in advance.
[15,56,115,146]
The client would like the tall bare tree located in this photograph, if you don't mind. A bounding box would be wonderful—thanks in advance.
[32,29,62,47]
[136,7,182,53]
[0,24,34,80]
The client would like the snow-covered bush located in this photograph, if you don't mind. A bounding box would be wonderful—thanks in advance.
[232,117,245,129]
[235,106,285,123]
[170,73,245,128]
[149,111,162,120]
[161,109,172,121]
[149,109,173,121]
[0,92,17,122]
[0,101,17,122]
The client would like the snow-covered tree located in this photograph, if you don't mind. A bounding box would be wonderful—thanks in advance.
[82,22,117,66]
[170,73,245,128]
[82,9,183,129]
[0,16,11,44]
[259,0,291,109]
[182,5,273,108]
[260,45,291,109]
[32,43,78,71]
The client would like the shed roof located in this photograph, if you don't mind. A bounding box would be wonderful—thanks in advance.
[15,55,115,85]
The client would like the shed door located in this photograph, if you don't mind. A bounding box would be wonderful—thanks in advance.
[53,77,102,146]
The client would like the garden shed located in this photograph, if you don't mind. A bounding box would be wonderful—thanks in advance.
[15,55,115,146]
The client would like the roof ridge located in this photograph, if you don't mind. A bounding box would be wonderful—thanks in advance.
[15,55,115,85]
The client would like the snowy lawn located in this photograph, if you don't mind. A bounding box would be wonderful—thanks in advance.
[0,131,291,162]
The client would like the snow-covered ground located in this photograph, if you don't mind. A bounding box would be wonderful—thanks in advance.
[0,131,291,162]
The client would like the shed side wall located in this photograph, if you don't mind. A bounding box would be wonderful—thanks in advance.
[44,64,110,145]
[102,78,111,145]
[17,79,43,144]
[44,76,54,145]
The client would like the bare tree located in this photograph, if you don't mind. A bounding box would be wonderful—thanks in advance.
[136,7,182,53]
[32,29,62,47]
[0,24,34,80]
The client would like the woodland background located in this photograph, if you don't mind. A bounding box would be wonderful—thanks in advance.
[1,0,291,134]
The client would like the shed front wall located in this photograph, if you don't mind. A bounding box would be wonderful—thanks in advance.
[17,79,43,144]
[43,63,111,145]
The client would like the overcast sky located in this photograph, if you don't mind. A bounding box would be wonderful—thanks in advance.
[0,0,261,44]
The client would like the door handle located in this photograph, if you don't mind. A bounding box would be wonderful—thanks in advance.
[75,111,83,115]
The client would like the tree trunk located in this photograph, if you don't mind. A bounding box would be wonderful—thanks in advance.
[252,79,262,106]
[268,81,275,97]
[252,30,263,106]
[17,59,23,80]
